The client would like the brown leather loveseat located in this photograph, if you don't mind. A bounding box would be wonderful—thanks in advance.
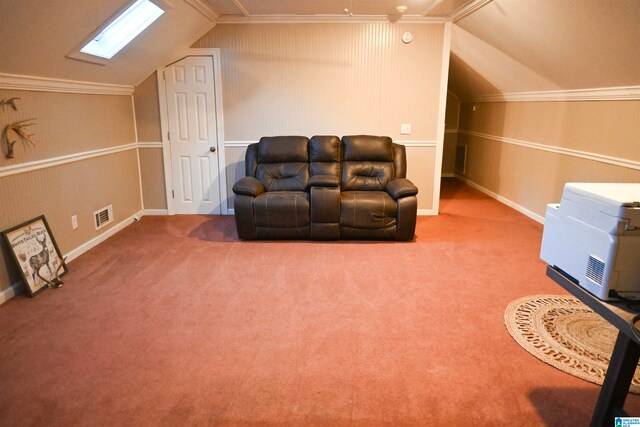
[232,135,418,240]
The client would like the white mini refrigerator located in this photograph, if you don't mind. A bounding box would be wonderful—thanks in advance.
[540,183,640,301]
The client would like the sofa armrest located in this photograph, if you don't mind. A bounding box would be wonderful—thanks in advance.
[386,178,418,200]
[233,177,264,197]
[309,175,339,188]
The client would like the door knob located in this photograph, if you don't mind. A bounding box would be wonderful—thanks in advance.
[209,147,216,153]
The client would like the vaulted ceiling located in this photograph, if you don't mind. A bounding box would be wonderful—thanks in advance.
[450,0,640,99]
[0,0,215,86]
[1,0,637,97]
[204,0,473,18]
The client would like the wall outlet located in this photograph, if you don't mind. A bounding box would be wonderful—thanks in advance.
[71,215,78,230]
[472,105,477,112]
[400,123,412,135]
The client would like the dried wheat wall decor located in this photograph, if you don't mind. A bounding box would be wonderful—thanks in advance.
[0,98,20,111]
[0,98,38,159]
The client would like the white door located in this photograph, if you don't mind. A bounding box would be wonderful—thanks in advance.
[165,56,221,214]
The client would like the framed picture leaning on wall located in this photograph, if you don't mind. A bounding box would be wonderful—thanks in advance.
[2,215,67,297]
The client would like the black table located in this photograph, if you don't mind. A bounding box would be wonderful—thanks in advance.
[546,266,640,426]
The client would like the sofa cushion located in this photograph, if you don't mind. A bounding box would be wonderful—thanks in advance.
[254,191,310,228]
[310,135,341,180]
[310,136,341,162]
[386,178,418,200]
[232,176,264,197]
[342,135,393,162]
[342,161,394,191]
[340,191,397,229]
[309,175,339,187]
[258,136,309,163]
[256,163,310,191]
[392,143,407,179]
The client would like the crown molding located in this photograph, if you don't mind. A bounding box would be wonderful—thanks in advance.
[231,0,250,16]
[0,73,133,96]
[184,0,219,21]
[216,15,448,24]
[450,0,493,22]
[423,0,446,17]
[468,86,640,103]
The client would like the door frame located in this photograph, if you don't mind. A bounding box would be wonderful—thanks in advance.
[157,48,228,215]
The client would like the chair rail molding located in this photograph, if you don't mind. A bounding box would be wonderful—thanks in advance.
[137,142,163,148]
[224,140,437,148]
[0,143,138,178]
[458,130,640,171]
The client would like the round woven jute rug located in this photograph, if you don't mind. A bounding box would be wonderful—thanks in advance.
[505,294,640,393]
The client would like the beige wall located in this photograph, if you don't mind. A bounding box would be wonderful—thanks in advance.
[132,23,449,211]
[133,72,167,210]
[194,23,445,141]
[0,90,134,164]
[134,72,162,143]
[0,89,140,294]
[139,148,167,210]
[193,22,447,210]
[457,100,640,218]
[442,92,460,175]
[442,133,457,176]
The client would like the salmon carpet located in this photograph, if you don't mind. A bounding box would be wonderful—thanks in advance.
[1,179,639,426]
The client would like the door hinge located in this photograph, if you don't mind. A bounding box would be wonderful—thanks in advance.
[172,190,174,198]
[167,131,170,140]
[162,70,166,80]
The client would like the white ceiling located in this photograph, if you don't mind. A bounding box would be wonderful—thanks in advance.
[0,0,215,86]
[2,0,637,98]
[205,0,474,18]
[449,0,640,99]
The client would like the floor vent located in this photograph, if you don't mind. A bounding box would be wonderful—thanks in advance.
[586,255,605,286]
[94,204,114,230]
[455,144,467,175]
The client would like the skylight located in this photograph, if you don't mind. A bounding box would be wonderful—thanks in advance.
[79,0,164,60]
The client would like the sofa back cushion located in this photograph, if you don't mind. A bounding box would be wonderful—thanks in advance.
[310,135,341,179]
[254,136,310,191]
[256,163,310,191]
[341,135,395,191]
[392,143,407,179]
[258,136,309,163]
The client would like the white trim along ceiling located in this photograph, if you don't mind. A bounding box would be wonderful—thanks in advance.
[188,0,490,23]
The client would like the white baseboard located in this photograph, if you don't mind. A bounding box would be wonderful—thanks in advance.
[1,210,145,306]
[457,176,545,224]
[143,209,168,216]
[0,281,23,305]
[226,208,235,215]
[64,210,144,263]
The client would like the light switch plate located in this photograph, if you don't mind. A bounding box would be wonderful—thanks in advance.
[71,215,78,230]
[400,123,412,135]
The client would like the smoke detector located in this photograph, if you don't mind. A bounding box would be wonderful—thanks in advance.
[396,5,408,13]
